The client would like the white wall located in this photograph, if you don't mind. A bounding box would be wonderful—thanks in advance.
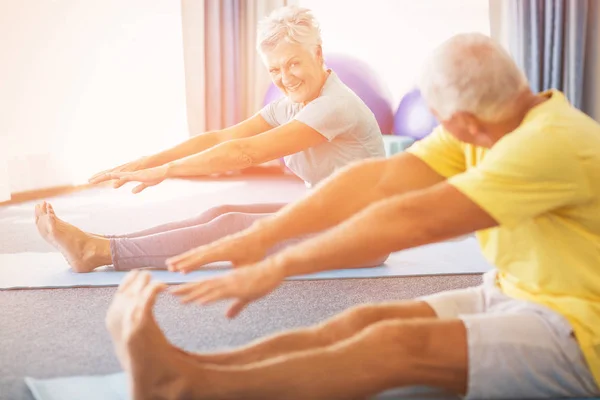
[0,0,188,192]
[0,141,9,201]
[0,124,8,200]
[298,0,490,106]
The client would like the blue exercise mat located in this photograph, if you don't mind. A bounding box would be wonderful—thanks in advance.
[25,372,459,400]
[26,373,129,400]
[25,372,600,400]
[0,236,493,290]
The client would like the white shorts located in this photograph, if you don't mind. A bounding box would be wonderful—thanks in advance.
[421,271,600,399]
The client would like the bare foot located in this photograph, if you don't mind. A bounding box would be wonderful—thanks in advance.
[127,312,197,399]
[34,201,111,272]
[108,272,201,399]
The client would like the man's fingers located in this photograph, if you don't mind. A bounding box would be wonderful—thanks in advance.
[170,279,229,304]
[180,287,220,304]
[167,246,227,273]
[165,248,199,267]
[169,280,210,296]
[167,251,207,272]
[117,270,141,293]
[226,300,249,319]
[129,271,151,294]
[179,283,223,304]
[140,281,167,312]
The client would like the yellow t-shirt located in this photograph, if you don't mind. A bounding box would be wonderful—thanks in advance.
[407,90,600,385]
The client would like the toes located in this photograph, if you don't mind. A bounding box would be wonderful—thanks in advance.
[47,203,55,216]
[38,202,47,214]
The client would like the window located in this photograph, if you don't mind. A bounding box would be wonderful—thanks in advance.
[299,0,491,105]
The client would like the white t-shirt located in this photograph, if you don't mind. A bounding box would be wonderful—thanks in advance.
[259,70,385,187]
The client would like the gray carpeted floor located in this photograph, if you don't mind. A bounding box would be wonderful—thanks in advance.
[1,275,482,400]
[0,177,483,400]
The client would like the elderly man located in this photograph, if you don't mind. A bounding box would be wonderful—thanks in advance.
[107,33,600,399]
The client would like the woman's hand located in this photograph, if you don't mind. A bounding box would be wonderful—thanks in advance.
[98,165,170,194]
[89,157,152,188]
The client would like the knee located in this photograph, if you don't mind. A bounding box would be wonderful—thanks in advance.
[365,253,391,268]
[211,211,258,227]
[361,320,432,356]
[320,304,385,339]
[207,204,236,217]
[343,304,384,326]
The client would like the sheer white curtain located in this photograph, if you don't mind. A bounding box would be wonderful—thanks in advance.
[182,0,296,135]
[0,0,188,198]
[489,0,511,50]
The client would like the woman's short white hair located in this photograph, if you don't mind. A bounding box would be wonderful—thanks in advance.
[419,33,530,122]
[257,5,322,53]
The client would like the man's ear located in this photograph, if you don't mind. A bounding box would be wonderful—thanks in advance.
[460,112,484,138]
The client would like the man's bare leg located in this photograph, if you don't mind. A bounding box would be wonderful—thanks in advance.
[181,319,467,400]
[187,301,437,365]
[108,272,464,400]
[124,300,467,399]
[108,272,438,370]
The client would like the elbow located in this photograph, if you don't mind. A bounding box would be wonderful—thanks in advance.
[392,196,451,245]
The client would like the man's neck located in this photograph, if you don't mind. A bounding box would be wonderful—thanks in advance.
[487,90,550,146]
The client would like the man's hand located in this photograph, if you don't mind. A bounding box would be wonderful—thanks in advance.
[166,229,271,273]
[170,260,285,318]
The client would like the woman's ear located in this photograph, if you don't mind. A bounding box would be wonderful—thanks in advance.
[315,45,324,64]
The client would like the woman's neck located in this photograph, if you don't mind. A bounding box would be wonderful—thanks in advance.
[302,68,330,106]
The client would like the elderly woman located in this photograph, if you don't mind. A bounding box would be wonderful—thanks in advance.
[33,5,386,273]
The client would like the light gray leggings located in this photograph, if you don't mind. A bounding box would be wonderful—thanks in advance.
[108,202,389,271]
[109,203,290,270]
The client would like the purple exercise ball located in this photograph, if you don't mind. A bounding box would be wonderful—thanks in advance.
[263,53,395,134]
[393,88,439,140]
[263,83,284,105]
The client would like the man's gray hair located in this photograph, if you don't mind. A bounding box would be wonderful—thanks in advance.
[419,33,529,122]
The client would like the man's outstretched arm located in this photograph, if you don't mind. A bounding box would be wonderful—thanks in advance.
[167,153,448,271]
[169,181,497,318]
[254,153,447,247]
[271,181,497,277]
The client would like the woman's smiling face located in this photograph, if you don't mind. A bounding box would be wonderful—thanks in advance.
[262,42,325,104]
